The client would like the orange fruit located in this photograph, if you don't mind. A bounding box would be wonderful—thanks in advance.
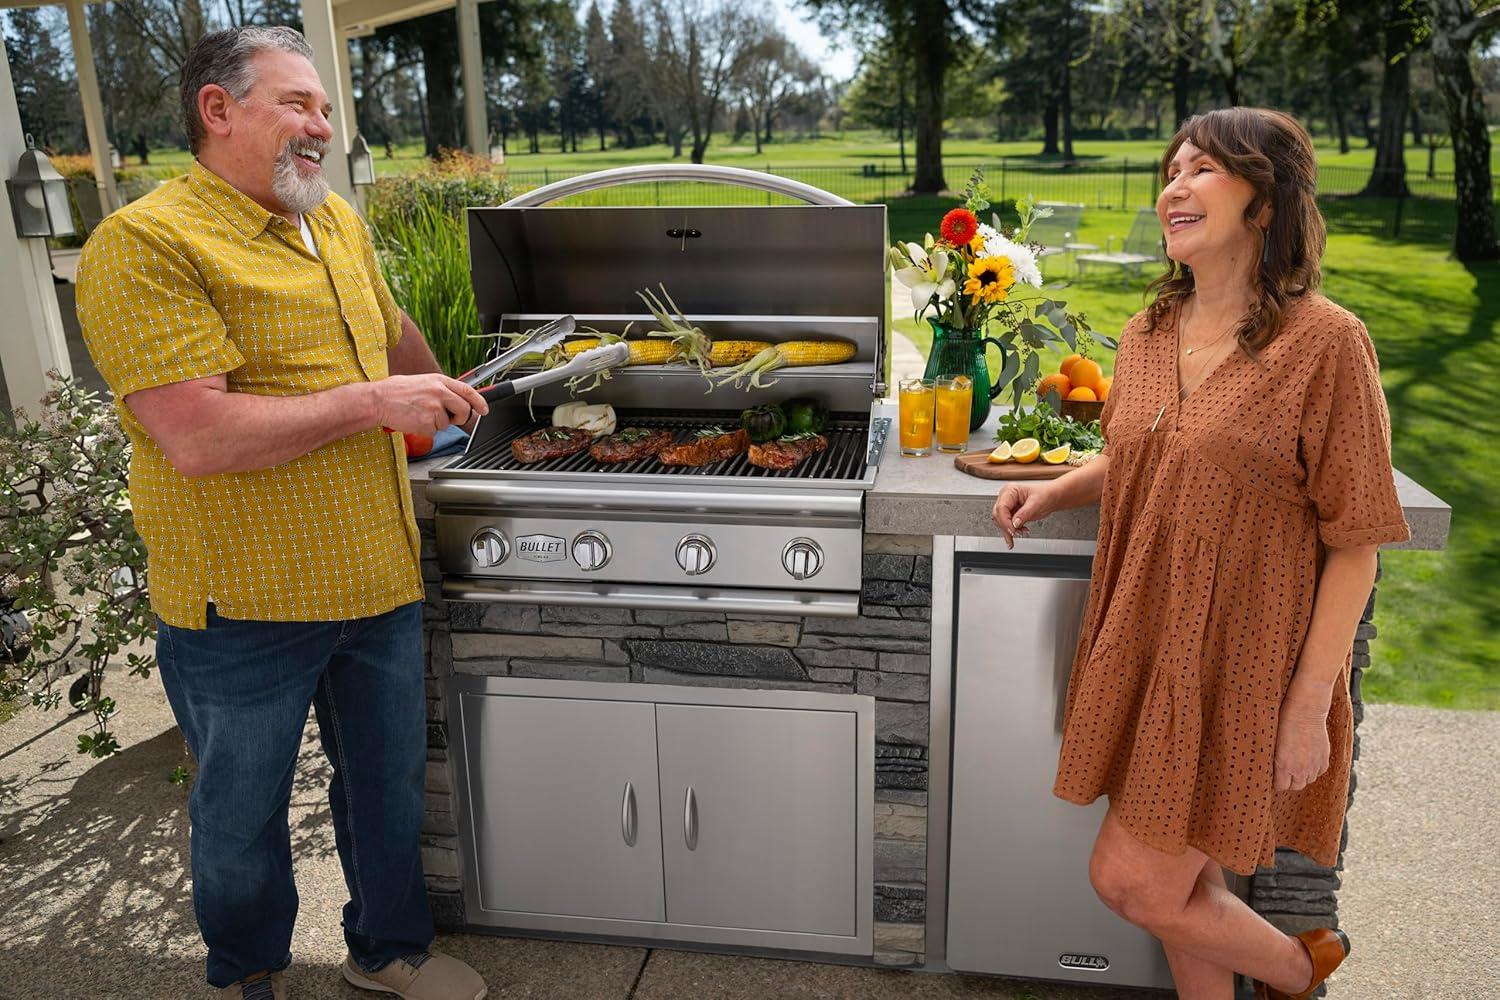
[1069,358,1103,393]
[1059,353,1085,379]
[1037,373,1072,399]
[1066,386,1098,401]
[1096,376,1113,400]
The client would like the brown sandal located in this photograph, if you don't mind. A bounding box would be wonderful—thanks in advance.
[1257,928,1351,1000]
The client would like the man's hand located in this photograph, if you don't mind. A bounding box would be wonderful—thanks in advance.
[372,374,489,435]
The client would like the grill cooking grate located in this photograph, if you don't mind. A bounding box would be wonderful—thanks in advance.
[447,408,872,482]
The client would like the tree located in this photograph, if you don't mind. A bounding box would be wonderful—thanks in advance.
[804,0,955,192]
[1199,0,1272,106]
[1425,0,1499,259]
[1362,0,1427,196]
[988,0,1095,160]
[4,8,80,152]
[842,38,914,172]
[740,30,815,152]
[583,1,611,150]
[605,0,655,147]
[643,0,767,164]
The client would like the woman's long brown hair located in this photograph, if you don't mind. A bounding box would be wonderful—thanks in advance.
[1144,107,1326,352]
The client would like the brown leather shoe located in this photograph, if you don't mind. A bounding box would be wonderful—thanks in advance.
[217,970,286,999]
[1261,928,1351,1000]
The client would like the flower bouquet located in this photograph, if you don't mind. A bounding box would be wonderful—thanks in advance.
[889,171,1116,422]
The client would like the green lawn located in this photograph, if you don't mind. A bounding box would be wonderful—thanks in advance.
[893,192,1499,710]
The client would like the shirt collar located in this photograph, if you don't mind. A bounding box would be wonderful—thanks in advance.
[187,160,328,242]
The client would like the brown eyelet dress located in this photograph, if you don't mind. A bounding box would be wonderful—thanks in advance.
[1053,294,1411,875]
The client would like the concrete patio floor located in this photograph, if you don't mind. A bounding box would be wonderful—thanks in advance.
[2,678,1495,1000]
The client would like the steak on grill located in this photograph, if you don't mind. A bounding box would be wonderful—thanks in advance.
[589,427,674,464]
[512,426,593,464]
[748,434,829,471]
[659,428,749,467]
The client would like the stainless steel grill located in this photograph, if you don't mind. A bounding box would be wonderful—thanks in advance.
[430,165,888,617]
[446,409,877,485]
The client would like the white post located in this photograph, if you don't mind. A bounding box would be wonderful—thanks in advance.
[334,30,359,149]
[0,50,73,414]
[63,0,119,215]
[457,0,488,157]
[298,0,355,206]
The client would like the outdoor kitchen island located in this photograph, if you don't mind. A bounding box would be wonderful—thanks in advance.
[408,401,1449,989]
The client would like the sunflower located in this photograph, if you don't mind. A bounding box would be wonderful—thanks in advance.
[940,208,979,246]
[964,256,1016,303]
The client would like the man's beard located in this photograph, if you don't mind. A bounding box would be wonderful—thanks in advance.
[271,137,330,215]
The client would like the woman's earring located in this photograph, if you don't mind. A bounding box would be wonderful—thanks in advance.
[1261,229,1271,268]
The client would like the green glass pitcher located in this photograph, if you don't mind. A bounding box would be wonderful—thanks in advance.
[921,320,1009,431]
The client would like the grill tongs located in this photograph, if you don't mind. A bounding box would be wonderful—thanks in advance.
[473,338,630,402]
[460,314,577,389]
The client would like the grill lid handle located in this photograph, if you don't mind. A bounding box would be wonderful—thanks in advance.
[501,164,854,208]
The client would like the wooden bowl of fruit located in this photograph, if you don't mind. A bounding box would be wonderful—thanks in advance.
[1039,355,1111,425]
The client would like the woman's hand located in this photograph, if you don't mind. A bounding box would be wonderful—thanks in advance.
[1274,681,1333,792]
[992,481,1060,549]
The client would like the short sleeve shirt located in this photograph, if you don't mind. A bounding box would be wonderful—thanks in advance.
[76,161,421,629]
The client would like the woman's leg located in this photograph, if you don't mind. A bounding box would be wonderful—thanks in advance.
[1161,857,1235,999]
[1089,809,1314,996]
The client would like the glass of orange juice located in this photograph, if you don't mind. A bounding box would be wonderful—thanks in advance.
[898,378,936,456]
[934,375,974,453]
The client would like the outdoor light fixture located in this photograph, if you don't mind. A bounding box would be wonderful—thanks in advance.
[7,134,76,238]
[108,144,122,169]
[489,134,505,165]
[349,132,375,187]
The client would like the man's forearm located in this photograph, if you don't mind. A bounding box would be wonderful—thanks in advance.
[388,310,442,376]
[164,382,381,476]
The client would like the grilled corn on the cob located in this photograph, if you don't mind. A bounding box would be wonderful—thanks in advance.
[562,337,678,365]
[714,340,859,389]
[707,340,774,366]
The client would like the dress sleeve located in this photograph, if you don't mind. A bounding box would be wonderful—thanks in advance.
[1298,320,1410,548]
[75,216,244,399]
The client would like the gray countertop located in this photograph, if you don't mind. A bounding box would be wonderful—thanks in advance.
[411,401,1451,550]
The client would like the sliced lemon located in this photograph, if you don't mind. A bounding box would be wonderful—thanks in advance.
[1041,444,1072,465]
[1010,437,1041,464]
[987,441,1013,463]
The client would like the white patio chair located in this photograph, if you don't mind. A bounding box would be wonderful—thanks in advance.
[1075,207,1164,281]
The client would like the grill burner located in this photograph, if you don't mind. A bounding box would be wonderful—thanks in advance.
[448,408,875,484]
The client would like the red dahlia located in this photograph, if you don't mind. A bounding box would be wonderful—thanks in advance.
[940,208,979,246]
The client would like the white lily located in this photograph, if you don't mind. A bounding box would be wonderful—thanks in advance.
[893,243,956,313]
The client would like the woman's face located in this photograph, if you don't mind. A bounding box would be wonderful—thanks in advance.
[1156,140,1262,270]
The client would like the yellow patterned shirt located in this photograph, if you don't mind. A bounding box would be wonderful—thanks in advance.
[76,161,423,629]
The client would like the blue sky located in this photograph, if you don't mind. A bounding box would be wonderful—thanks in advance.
[774,1,858,81]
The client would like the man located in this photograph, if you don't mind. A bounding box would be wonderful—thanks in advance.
[76,26,489,1000]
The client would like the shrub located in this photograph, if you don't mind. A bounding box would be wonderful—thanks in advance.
[366,148,510,229]
[0,375,154,758]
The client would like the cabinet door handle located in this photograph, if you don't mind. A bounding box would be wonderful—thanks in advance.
[621,781,637,847]
[683,786,698,851]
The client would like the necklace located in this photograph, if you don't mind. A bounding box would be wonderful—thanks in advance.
[1183,325,1236,356]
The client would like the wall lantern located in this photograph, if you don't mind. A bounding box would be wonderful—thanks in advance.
[348,131,375,187]
[489,134,505,165]
[7,134,76,238]
[108,144,122,169]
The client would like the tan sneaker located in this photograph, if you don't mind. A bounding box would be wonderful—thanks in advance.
[341,951,486,1000]
[217,970,286,999]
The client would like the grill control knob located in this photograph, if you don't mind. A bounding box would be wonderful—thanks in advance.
[470,528,510,567]
[571,531,612,572]
[675,534,716,576]
[782,538,824,580]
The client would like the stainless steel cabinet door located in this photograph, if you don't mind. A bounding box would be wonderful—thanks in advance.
[460,693,665,921]
[655,703,858,936]
[945,562,1173,988]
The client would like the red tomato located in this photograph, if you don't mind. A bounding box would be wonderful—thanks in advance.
[403,432,434,458]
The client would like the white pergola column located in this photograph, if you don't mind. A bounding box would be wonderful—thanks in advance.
[456,0,487,157]
[0,49,72,414]
[63,0,118,215]
[334,29,359,146]
[299,0,355,205]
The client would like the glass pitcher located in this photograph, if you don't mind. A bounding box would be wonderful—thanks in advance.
[921,320,1009,432]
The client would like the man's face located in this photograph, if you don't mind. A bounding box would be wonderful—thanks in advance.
[221,49,334,215]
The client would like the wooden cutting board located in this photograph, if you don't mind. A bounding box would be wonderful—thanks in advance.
[954,450,1076,480]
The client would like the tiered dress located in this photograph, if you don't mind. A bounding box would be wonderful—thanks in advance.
[1054,294,1411,875]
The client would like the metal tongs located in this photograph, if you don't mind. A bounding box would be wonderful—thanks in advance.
[474,340,630,402]
[460,314,577,389]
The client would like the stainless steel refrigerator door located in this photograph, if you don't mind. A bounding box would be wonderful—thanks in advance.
[460,693,666,922]
[945,559,1174,988]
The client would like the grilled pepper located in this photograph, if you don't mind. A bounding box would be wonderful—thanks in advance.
[740,404,787,444]
[782,398,828,436]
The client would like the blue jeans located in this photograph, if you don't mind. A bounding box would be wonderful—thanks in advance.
[157,602,434,988]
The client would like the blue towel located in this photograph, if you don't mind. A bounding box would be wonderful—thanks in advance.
[426,424,470,459]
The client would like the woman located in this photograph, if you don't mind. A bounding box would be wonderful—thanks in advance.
[992,107,1409,1000]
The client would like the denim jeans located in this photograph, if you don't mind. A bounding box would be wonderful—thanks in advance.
[157,602,434,988]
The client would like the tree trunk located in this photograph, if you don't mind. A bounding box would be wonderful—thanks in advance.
[1361,12,1413,197]
[418,35,460,157]
[1060,53,1075,162]
[1173,53,1192,129]
[1329,82,1350,155]
[910,0,948,194]
[1042,98,1060,156]
[1409,106,1423,147]
[1429,1,1499,260]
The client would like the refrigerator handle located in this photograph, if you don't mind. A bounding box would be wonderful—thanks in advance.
[683,786,699,850]
[620,781,638,847]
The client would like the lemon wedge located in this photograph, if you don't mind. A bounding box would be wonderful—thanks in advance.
[1010,438,1041,464]
[1041,444,1071,465]
[987,441,1013,463]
